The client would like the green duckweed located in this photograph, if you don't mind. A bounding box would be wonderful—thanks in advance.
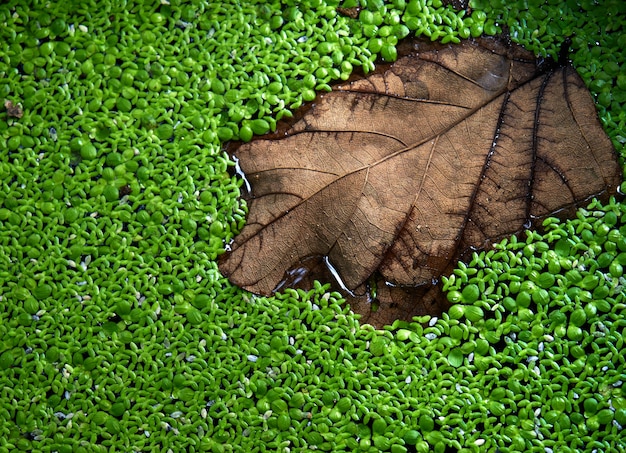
[1,0,625,452]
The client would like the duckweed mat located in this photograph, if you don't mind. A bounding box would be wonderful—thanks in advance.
[1,0,625,452]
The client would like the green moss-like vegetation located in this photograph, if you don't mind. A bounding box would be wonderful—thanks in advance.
[1,0,624,452]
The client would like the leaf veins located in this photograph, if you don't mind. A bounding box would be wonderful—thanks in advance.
[220,37,621,326]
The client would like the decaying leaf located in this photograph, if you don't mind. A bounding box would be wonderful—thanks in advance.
[4,99,23,118]
[220,37,621,326]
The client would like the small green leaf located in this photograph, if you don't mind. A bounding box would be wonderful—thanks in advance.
[447,348,464,367]
[463,305,484,322]
[461,284,480,303]
[186,308,203,325]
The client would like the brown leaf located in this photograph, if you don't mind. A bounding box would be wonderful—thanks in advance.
[4,99,23,118]
[220,37,621,326]
[336,6,362,19]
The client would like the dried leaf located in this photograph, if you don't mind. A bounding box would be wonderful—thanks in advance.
[4,99,23,118]
[220,37,621,326]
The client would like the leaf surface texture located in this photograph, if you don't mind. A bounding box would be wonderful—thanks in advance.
[220,38,620,325]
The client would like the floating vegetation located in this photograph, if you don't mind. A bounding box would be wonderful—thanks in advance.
[0,0,624,451]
